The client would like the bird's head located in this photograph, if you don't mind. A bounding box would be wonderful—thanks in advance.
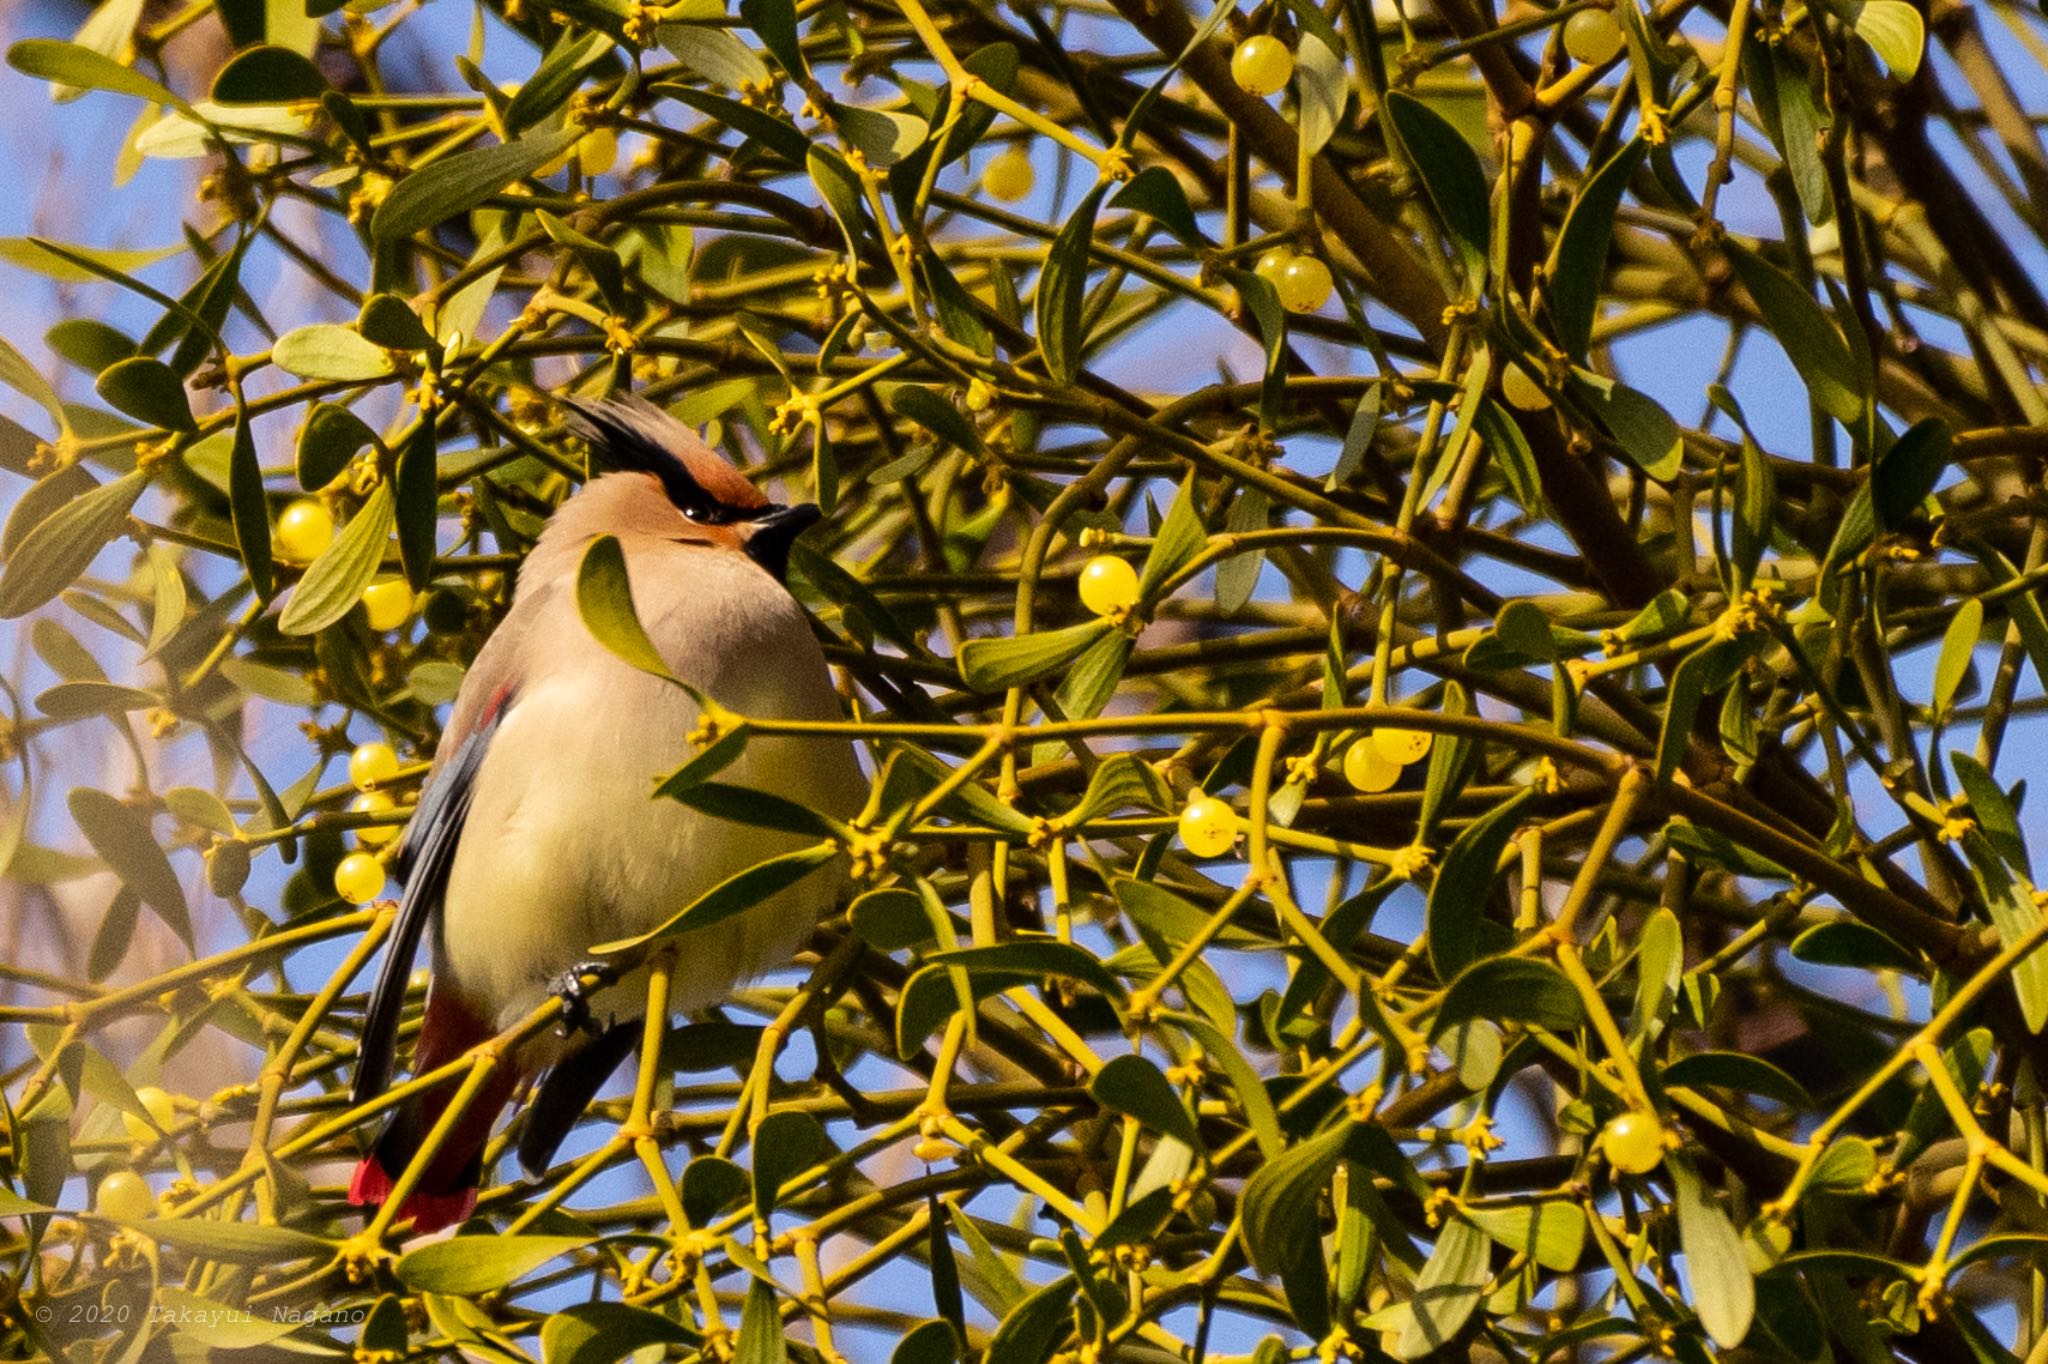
[557,393,821,582]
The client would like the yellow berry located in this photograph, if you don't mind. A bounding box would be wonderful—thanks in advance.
[334,851,386,905]
[95,1170,157,1222]
[1599,1110,1669,1174]
[577,126,618,178]
[1501,363,1553,411]
[1372,727,1434,766]
[983,145,1035,203]
[1078,556,1141,617]
[1231,35,1294,96]
[121,1086,176,1144]
[1343,739,1403,793]
[348,741,400,792]
[1178,796,1239,857]
[1563,9,1626,65]
[351,791,400,847]
[360,579,413,632]
[1276,255,1335,313]
[275,499,335,562]
[1254,248,1294,287]
[965,378,994,412]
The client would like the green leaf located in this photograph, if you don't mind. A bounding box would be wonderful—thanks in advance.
[1393,1215,1491,1358]
[1295,33,1347,154]
[394,422,438,591]
[94,356,195,433]
[297,402,376,491]
[1220,266,1289,430]
[540,1302,698,1364]
[666,781,839,839]
[661,23,771,90]
[850,887,934,950]
[210,44,327,103]
[502,28,612,136]
[1464,1201,1586,1274]
[1933,597,1982,717]
[1663,1050,1814,1108]
[1052,628,1132,721]
[891,1319,958,1364]
[735,1280,788,1364]
[357,293,435,352]
[1955,831,2048,1032]
[1090,1054,1202,1151]
[1108,166,1202,246]
[1179,1016,1285,1159]
[1789,919,1918,972]
[69,788,190,950]
[396,1235,591,1293]
[1547,139,1647,358]
[0,336,66,434]
[576,533,676,681]
[1656,641,1724,784]
[682,1156,748,1227]
[592,843,838,952]
[7,38,191,113]
[1065,752,1171,826]
[958,618,1112,691]
[370,124,584,244]
[1569,369,1682,480]
[0,471,146,619]
[984,1277,1075,1364]
[807,145,869,255]
[1432,957,1583,1037]
[1426,787,1532,981]
[1730,433,1774,591]
[739,0,807,82]
[1871,417,1951,531]
[227,409,273,601]
[891,384,983,454]
[271,323,397,382]
[279,482,393,636]
[1242,1120,1351,1275]
[130,1217,331,1264]
[833,101,929,167]
[1327,381,1381,490]
[1671,1155,1755,1348]
[925,940,1126,1002]
[1632,905,1682,1039]
[1037,182,1110,386]
[752,1110,826,1215]
[1384,91,1490,282]
[1810,1135,1877,1194]
[154,1289,301,1350]
[659,84,811,164]
[1139,474,1208,599]
[1853,0,1924,77]
[47,319,137,374]
[1724,241,1864,425]
[1951,751,2028,876]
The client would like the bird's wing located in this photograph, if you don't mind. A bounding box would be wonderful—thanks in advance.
[351,612,531,1109]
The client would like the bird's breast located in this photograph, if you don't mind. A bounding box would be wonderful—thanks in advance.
[435,575,861,1029]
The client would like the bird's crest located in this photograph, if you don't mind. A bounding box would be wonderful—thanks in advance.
[559,394,767,519]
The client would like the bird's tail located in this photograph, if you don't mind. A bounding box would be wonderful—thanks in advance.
[349,990,517,1234]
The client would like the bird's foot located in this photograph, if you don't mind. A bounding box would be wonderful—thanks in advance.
[552,960,619,1037]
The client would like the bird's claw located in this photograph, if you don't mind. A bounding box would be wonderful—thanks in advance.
[552,959,619,1037]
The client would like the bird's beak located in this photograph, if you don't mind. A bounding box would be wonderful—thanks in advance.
[743,503,823,582]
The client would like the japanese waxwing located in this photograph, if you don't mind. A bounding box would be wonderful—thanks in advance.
[348,393,864,1232]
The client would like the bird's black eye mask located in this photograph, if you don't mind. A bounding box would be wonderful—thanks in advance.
[559,395,765,526]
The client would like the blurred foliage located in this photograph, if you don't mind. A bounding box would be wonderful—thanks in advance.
[3,0,2048,1360]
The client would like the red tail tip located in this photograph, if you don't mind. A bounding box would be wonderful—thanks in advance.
[349,1157,477,1234]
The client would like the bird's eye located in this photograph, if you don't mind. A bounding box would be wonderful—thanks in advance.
[680,503,722,524]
